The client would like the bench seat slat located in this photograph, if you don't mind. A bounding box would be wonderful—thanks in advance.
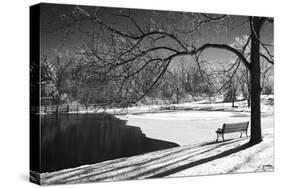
[223,126,248,130]
[223,128,248,133]
[224,125,248,130]
[223,123,248,127]
[224,125,248,129]
[224,122,248,126]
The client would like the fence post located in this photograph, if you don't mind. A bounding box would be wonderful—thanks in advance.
[56,105,59,114]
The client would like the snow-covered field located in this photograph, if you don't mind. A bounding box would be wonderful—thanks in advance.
[122,95,274,114]
[117,110,273,145]
[114,95,273,145]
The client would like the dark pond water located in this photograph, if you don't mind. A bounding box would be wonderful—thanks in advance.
[41,113,178,173]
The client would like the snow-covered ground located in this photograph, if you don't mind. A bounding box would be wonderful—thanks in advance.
[36,95,274,185]
[114,95,273,145]
[38,128,273,185]
[167,128,274,177]
[173,94,274,114]
[117,110,273,146]
[136,95,273,114]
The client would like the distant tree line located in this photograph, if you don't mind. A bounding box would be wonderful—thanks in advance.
[41,45,273,106]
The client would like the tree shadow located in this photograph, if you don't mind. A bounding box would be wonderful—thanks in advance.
[150,141,255,178]
[88,139,247,182]
[42,137,256,184]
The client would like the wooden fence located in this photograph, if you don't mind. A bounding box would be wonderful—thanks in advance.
[30,100,175,115]
[37,103,135,115]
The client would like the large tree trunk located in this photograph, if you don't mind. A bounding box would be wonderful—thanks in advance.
[249,17,263,144]
[247,69,251,108]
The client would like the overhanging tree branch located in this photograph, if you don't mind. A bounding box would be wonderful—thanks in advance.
[95,18,190,51]
[194,43,250,70]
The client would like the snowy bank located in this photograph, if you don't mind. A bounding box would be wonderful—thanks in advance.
[37,128,273,185]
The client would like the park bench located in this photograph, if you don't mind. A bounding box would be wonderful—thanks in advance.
[216,121,249,142]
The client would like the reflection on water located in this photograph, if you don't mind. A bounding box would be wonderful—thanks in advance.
[41,113,178,172]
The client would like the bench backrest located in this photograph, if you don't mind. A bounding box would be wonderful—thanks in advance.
[222,121,249,133]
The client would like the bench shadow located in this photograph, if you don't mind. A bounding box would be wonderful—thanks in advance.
[200,138,237,146]
[150,141,254,178]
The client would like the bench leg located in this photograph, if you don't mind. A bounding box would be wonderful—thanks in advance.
[216,132,223,142]
[216,133,219,142]
[222,134,225,141]
[240,132,243,138]
[246,131,248,137]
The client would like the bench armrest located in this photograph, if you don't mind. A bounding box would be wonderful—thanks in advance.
[216,128,223,133]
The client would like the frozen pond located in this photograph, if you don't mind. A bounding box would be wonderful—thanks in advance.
[118,110,274,146]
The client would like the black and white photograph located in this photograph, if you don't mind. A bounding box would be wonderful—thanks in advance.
[29,2,274,186]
